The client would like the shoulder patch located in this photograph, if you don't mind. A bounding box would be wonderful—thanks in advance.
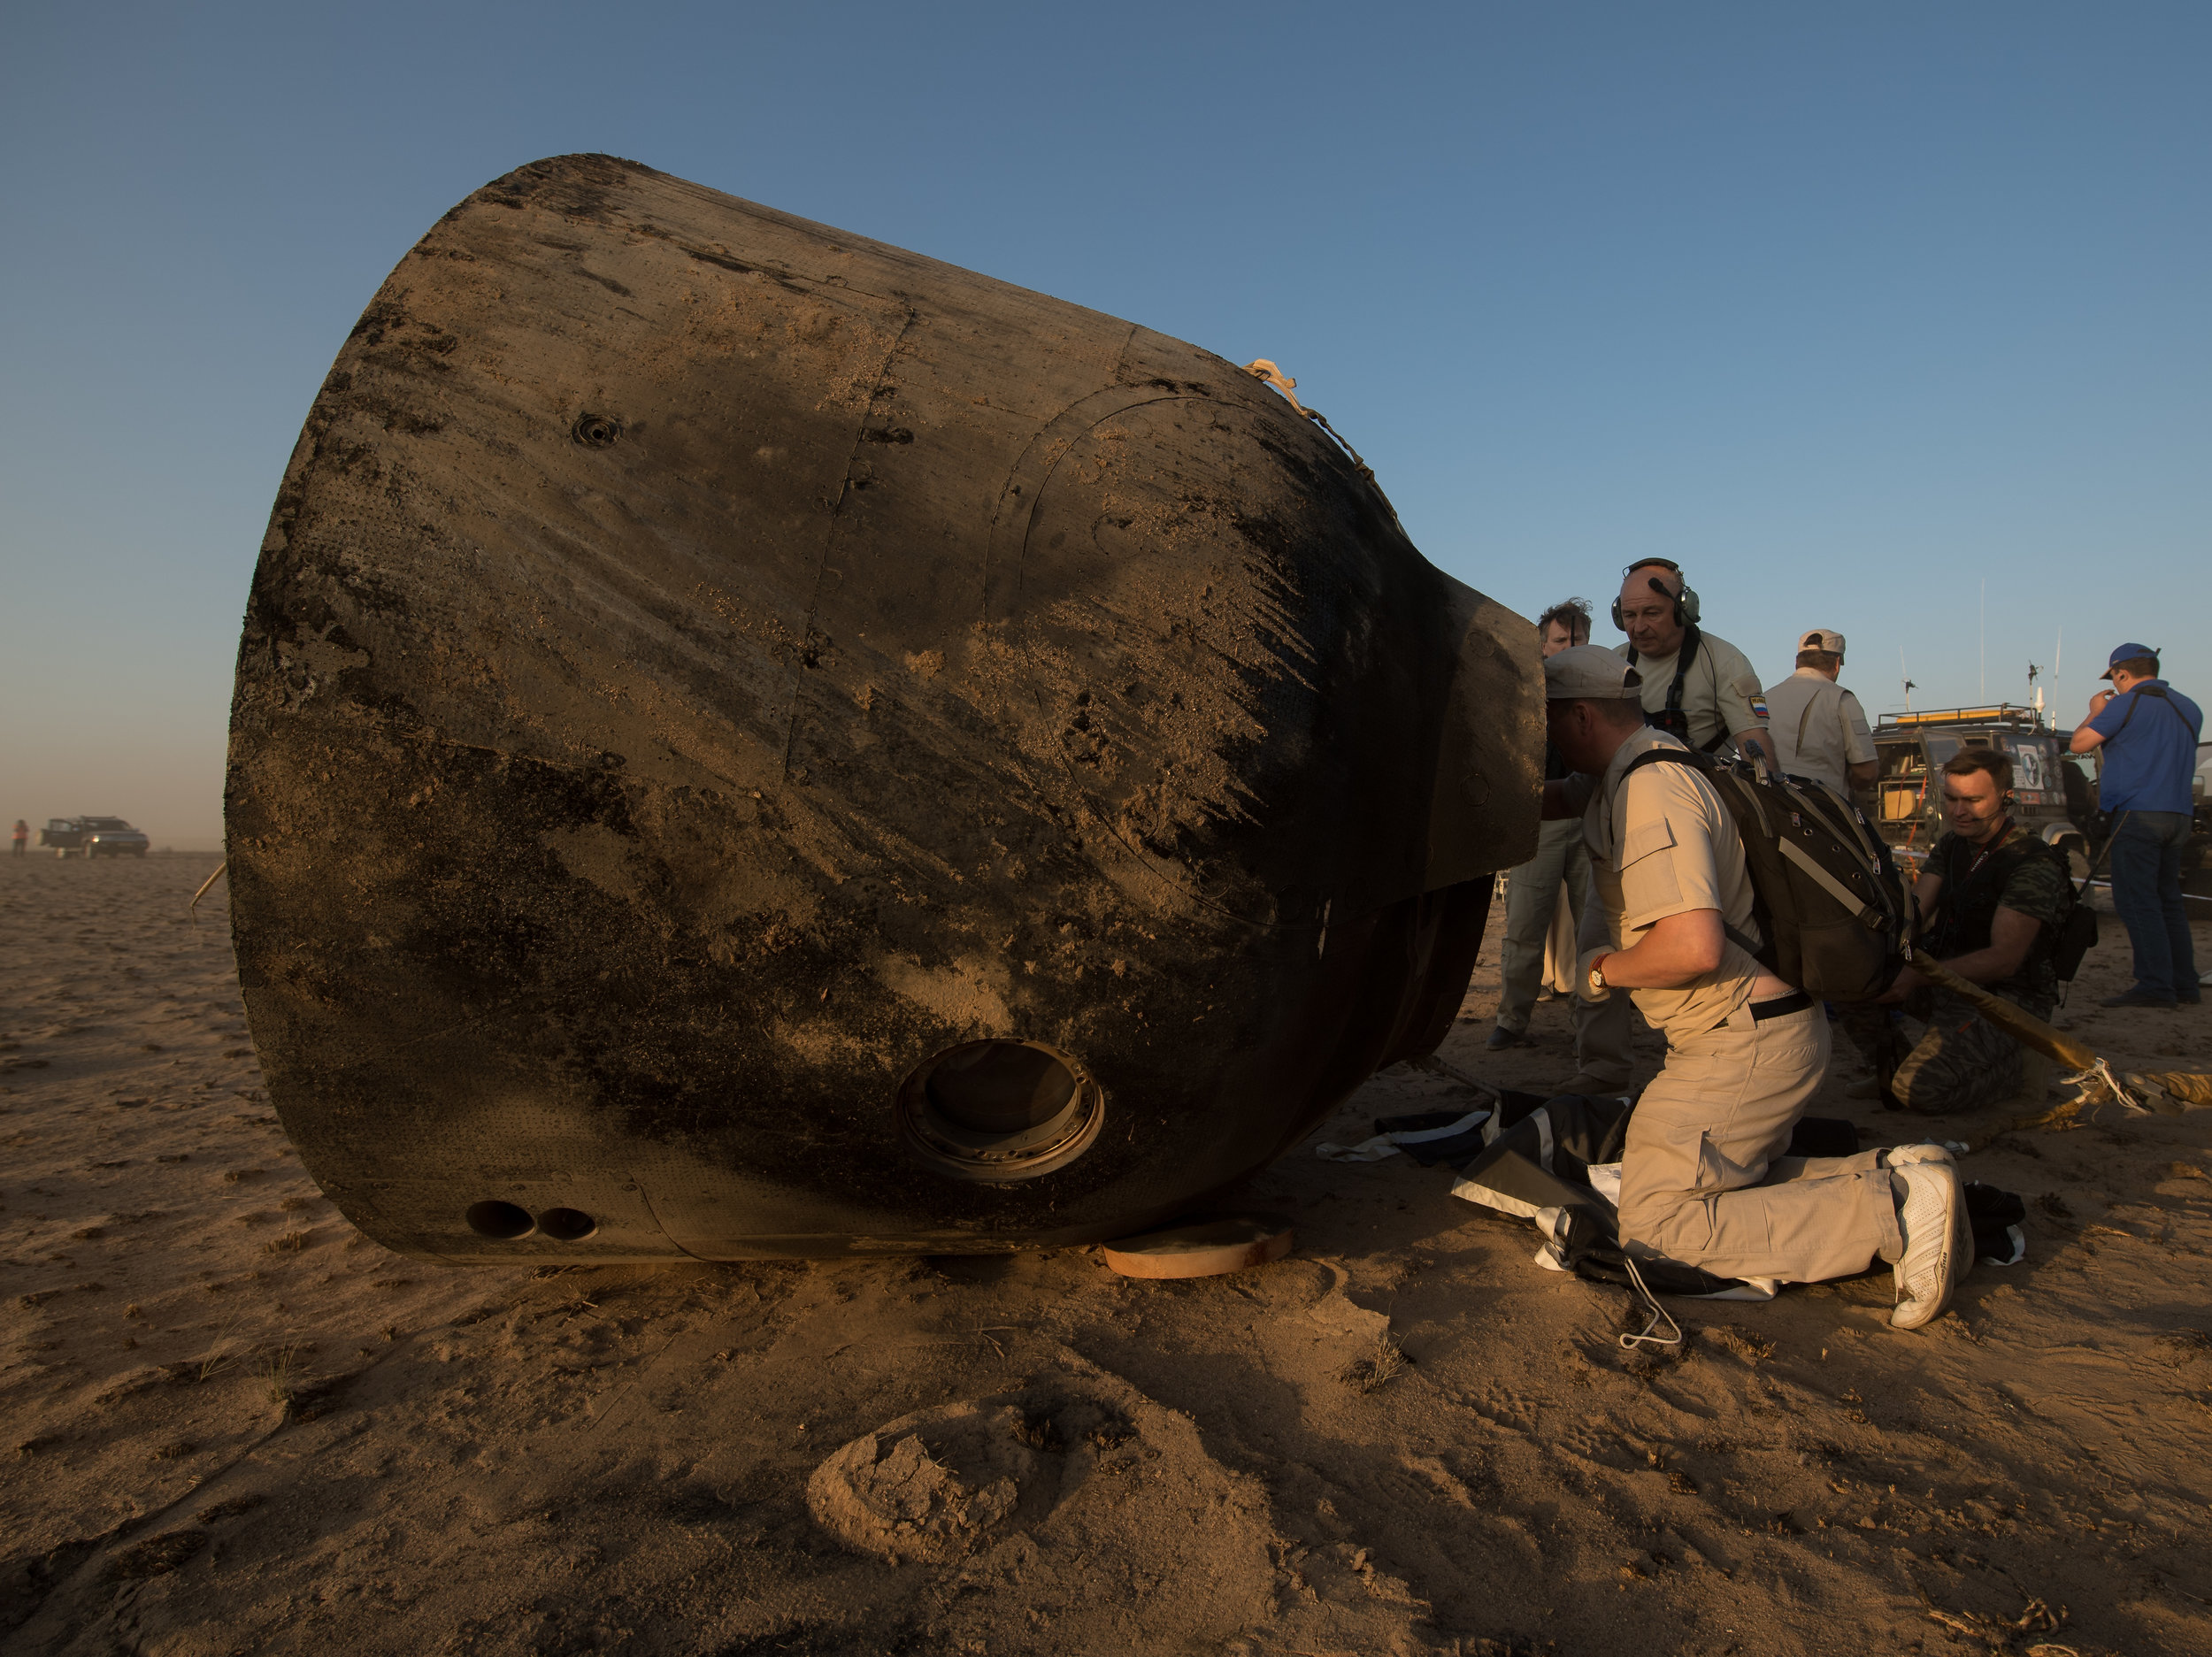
[1621,817,1678,867]
[1748,694,1770,720]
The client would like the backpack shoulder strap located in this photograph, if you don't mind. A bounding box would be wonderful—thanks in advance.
[1619,746,1713,799]
[2108,689,2144,740]
[1622,747,1703,776]
[1614,748,1705,851]
[2130,681,2204,740]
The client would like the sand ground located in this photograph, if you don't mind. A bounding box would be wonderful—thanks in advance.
[5,852,2212,1656]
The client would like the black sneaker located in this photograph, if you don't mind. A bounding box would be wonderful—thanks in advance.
[1486,1025,1529,1051]
[2101,989,2178,1009]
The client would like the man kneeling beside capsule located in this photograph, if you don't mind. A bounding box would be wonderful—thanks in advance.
[1540,645,1968,1331]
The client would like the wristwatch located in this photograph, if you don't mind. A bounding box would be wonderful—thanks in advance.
[1586,953,1610,997]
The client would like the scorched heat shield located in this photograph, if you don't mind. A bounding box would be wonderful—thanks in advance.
[227,154,1540,1262]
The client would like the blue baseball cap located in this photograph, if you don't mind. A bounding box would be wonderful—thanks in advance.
[2101,643,2159,679]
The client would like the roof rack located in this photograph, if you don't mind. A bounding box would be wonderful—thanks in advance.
[1876,702,2049,732]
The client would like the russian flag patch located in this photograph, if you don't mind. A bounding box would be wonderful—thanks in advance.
[1749,694,1770,719]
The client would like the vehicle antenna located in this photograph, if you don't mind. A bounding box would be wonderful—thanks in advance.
[1901,646,1914,714]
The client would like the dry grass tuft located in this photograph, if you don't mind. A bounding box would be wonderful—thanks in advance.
[192,1322,242,1383]
[258,1339,314,1413]
[1338,1334,1410,1394]
[264,1230,311,1254]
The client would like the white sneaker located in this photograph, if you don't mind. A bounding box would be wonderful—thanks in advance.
[1890,1162,1962,1331]
[1882,1142,1953,1167]
[1885,1144,1975,1278]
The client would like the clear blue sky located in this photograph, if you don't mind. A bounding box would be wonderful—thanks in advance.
[3,2,2205,847]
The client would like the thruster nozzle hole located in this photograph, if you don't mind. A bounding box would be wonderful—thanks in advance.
[465,1200,535,1239]
[926,1042,1078,1134]
[898,1039,1103,1182]
[537,1207,597,1241]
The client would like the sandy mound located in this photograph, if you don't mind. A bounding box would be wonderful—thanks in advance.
[809,1399,1041,1565]
[5,853,2212,1655]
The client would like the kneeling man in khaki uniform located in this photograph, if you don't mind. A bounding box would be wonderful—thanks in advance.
[1540,645,1966,1328]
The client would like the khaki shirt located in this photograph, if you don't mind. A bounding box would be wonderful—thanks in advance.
[1559,725,1767,1041]
[1613,631,1768,754]
[1763,668,1876,796]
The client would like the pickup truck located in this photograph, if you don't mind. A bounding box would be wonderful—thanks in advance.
[41,817,151,857]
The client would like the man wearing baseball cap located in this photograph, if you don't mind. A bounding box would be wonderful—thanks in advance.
[1764,629,1878,802]
[2070,644,2203,1007]
[1540,644,1965,1328]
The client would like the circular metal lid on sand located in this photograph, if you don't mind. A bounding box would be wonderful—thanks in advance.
[1100,1214,1294,1279]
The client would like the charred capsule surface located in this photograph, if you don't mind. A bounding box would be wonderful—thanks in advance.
[227,154,1540,1262]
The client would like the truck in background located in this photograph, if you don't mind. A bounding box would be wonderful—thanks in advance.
[1870,705,2090,877]
[40,817,151,857]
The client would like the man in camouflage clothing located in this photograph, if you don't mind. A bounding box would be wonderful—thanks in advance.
[1844,746,2071,1113]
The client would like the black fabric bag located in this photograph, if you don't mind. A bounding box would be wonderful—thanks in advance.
[2052,901,2099,984]
[1965,1181,2028,1266]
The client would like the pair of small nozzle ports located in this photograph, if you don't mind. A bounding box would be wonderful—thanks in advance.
[465,1201,595,1242]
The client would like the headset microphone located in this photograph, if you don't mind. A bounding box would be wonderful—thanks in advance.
[1611,558,1701,632]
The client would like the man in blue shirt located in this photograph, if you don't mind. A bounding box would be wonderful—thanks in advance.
[2070,643,2203,1008]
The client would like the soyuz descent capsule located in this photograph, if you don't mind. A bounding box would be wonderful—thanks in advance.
[227,155,1540,1262]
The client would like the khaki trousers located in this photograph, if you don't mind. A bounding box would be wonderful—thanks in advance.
[1497,817,1591,1034]
[1617,1003,1901,1284]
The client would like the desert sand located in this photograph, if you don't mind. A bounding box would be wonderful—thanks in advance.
[5,851,2212,1656]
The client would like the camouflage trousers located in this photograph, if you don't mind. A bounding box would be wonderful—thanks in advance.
[1837,989,2051,1116]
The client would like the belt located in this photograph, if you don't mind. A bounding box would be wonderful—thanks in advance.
[1702,989,1815,1034]
[1749,991,1814,1023]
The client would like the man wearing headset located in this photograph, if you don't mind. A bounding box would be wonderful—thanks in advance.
[1557,559,1775,1094]
[1610,560,1775,764]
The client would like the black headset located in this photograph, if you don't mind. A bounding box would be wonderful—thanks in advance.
[1611,557,1701,632]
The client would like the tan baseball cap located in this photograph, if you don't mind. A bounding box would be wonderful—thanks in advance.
[1544,645,1645,701]
[1799,628,1846,656]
